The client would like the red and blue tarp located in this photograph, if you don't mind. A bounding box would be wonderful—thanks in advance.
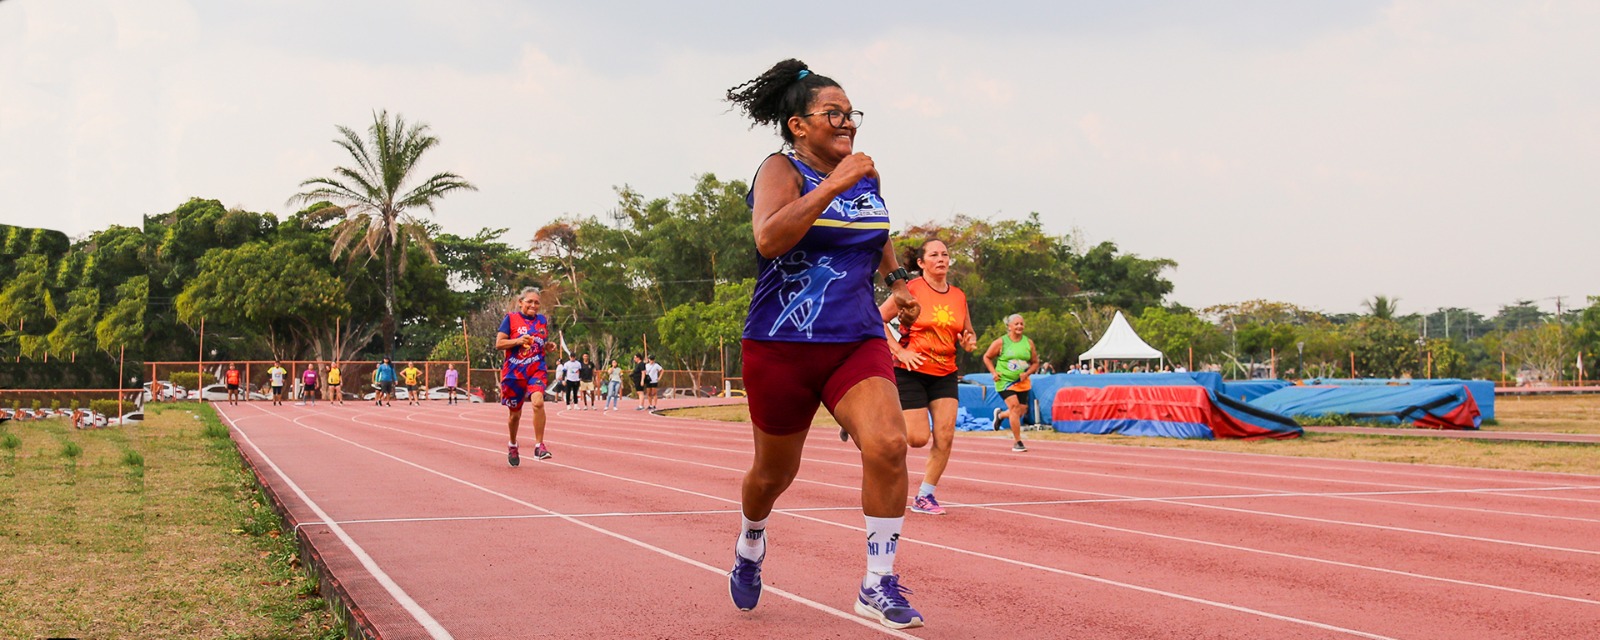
[1247,384,1483,429]
[1051,385,1302,440]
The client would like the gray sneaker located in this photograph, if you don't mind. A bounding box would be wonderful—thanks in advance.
[1012,441,1028,452]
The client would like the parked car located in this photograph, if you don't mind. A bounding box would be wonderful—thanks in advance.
[361,385,412,401]
[420,386,485,402]
[195,383,270,402]
[141,381,186,403]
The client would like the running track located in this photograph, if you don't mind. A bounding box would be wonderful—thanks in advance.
[214,400,1600,639]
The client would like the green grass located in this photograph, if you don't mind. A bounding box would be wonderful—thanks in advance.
[0,403,343,639]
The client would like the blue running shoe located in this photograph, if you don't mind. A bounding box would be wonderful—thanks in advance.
[856,574,923,629]
[728,553,764,611]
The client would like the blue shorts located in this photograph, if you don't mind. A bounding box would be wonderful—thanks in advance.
[500,370,549,410]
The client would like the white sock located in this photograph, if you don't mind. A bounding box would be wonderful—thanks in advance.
[737,515,768,561]
[918,482,936,498]
[863,515,902,586]
[509,441,517,447]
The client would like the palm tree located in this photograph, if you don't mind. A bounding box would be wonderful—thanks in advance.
[290,110,476,354]
[1363,295,1400,321]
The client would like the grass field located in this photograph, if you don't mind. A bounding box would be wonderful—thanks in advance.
[1489,393,1600,434]
[0,404,341,640]
[666,396,1600,476]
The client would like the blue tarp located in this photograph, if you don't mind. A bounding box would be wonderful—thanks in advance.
[1249,384,1482,429]
[1219,379,1292,403]
[1302,378,1495,420]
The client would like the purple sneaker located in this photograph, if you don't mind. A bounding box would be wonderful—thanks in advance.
[856,574,923,629]
[729,552,764,611]
[911,494,946,515]
[507,444,520,467]
[534,443,552,460]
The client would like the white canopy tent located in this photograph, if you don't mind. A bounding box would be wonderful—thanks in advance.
[1078,311,1164,367]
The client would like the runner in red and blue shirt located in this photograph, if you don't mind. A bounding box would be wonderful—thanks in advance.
[495,287,554,467]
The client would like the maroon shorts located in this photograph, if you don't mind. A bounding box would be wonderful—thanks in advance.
[742,338,895,436]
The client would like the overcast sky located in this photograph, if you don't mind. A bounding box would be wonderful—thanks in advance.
[2,0,1595,316]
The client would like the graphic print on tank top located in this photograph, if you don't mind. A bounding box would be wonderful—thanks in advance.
[745,154,890,343]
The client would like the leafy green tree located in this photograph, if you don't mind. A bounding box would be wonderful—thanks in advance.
[46,288,100,358]
[96,276,148,354]
[1348,318,1415,378]
[290,110,477,354]
[655,279,753,384]
[1071,240,1175,316]
[1134,306,1224,368]
[174,243,349,358]
[1362,295,1400,321]
[1492,300,1549,332]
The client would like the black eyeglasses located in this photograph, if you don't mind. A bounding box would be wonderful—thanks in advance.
[801,110,864,129]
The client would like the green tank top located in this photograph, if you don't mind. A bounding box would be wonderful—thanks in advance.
[995,334,1033,390]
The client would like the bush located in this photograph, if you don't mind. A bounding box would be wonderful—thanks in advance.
[90,399,123,417]
[50,399,61,411]
[169,371,202,392]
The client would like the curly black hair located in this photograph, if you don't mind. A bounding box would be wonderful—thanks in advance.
[725,58,842,145]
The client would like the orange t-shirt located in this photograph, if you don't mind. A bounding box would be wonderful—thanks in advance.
[896,277,969,377]
[225,369,240,385]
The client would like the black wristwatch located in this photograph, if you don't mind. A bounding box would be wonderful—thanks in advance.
[884,267,911,287]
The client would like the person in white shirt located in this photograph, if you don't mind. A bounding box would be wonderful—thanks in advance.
[643,355,664,411]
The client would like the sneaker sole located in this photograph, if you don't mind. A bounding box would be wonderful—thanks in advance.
[854,598,923,630]
[909,506,945,515]
[535,453,552,460]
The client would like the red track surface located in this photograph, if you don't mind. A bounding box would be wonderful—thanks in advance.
[214,399,1600,639]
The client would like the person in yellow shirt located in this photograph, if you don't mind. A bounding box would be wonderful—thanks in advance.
[327,363,344,406]
[267,361,288,406]
[401,362,423,406]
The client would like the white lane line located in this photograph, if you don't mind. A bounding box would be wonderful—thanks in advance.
[216,405,454,640]
[350,406,1600,604]
[634,413,1600,501]
[302,505,864,528]
[284,410,922,639]
[387,405,1600,553]
[340,411,1401,639]
[590,418,1600,519]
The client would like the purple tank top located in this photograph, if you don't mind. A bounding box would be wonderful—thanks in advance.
[743,154,889,343]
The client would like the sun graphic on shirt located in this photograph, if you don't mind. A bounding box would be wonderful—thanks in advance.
[931,304,956,328]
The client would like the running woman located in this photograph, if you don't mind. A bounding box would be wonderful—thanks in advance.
[983,314,1039,452]
[224,364,242,406]
[604,359,623,411]
[301,364,320,406]
[725,59,924,629]
[267,361,287,406]
[495,287,554,465]
[444,364,460,405]
[328,362,344,405]
[643,356,663,411]
[401,362,423,405]
[886,239,976,516]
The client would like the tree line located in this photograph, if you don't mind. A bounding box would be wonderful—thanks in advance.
[2,111,1595,386]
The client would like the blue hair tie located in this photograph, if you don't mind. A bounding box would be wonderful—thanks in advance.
[797,70,810,80]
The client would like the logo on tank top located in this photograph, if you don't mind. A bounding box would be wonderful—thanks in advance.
[827,192,887,220]
[767,252,848,339]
